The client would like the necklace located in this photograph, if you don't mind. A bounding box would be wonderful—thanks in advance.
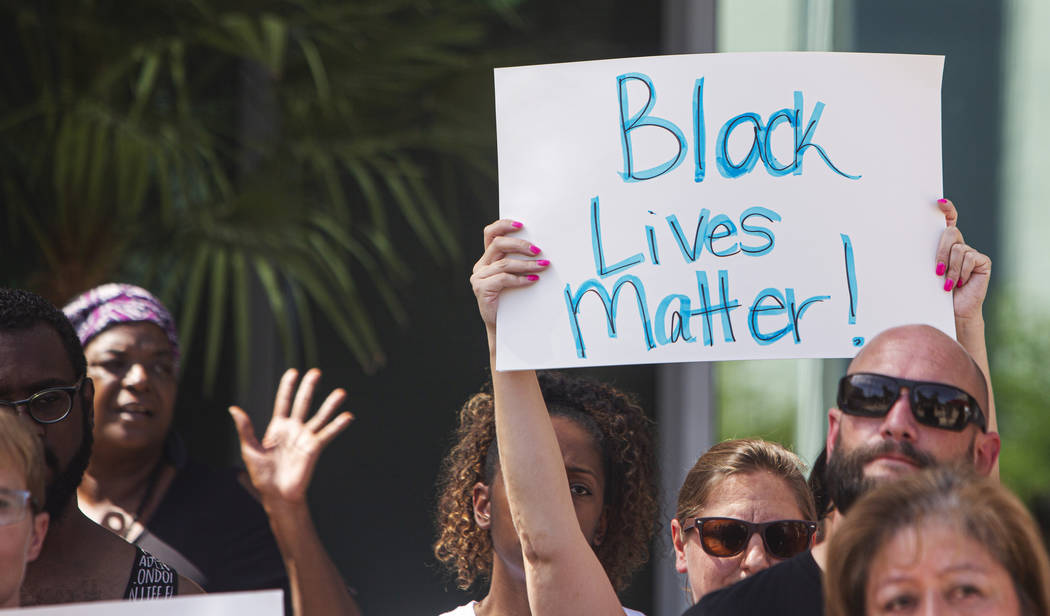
[99,462,165,539]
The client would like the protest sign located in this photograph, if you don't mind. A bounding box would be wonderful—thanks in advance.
[493,52,951,370]
[2,590,283,615]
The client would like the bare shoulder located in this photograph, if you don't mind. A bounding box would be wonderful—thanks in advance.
[23,516,138,604]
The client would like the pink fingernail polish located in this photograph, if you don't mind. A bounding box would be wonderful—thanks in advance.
[529,245,541,254]
[944,278,954,292]
[936,262,946,276]
[937,198,948,204]
[527,274,539,281]
[511,221,523,228]
[537,259,550,266]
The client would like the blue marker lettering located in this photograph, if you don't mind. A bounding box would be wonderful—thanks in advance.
[740,207,781,256]
[762,108,795,176]
[690,270,740,346]
[646,225,660,265]
[705,214,739,257]
[748,288,791,345]
[715,113,764,178]
[693,77,706,183]
[841,233,858,324]
[655,294,695,345]
[590,196,643,278]
[793,91,860,180]
[666,209,711,263]
[617,73,688,182]
[563,275,656,359]
[748,287,830,345]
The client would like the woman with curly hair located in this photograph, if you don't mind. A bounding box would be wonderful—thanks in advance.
[460,220,822,615]
[434,369,657,615]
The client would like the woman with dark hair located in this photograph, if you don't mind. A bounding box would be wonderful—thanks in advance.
[63,284,287,591]
[64,283,360,615]
[434,370,658,615]
[825,466,1050,616]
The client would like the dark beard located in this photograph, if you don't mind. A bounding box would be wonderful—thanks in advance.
[44,407,93,523]
[825,439,936,516]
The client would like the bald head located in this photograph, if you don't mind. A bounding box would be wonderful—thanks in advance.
[848,324,989,415]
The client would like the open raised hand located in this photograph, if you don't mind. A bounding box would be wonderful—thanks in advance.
[228,368,353,505]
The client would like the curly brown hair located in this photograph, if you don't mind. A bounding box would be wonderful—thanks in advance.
[433,371,658,593]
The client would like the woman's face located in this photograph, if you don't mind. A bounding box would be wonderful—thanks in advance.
[84,323,177,455]
[473,415,607,582]
[672,470,807,603]
[865,522,1021,616]
[0,465,48,608]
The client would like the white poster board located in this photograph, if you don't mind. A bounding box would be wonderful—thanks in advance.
[494,52,951,370]
[2,590,283,615]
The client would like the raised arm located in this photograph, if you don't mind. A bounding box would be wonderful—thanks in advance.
[934,198,996,433]
[228,368,361,616]
[470,220,623,616]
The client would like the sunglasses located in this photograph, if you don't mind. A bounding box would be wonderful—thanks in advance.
[683,517,817,559]
[837,373,986,432]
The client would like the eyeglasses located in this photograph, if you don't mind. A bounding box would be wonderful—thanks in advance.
[837,373,986,432]
[0,488,35,526]
[683,517,817,559]
[0,376,84,424]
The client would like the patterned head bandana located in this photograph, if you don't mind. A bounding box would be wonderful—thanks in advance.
[62,283,180,367]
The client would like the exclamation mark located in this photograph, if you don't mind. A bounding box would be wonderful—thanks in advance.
[840,233,863,347]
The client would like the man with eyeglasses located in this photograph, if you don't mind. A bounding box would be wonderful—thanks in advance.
[0,288,202,604]
[687,200,1000,616]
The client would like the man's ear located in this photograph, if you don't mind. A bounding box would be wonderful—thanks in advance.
[974,431,1001,477]
[27,511,49,562]
[671,518,689,574]
[472,482,492,530]
[826,407,842,458]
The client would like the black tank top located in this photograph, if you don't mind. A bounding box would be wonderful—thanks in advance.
[123,547,179,600]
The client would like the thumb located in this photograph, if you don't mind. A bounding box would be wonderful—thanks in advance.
[228,406,261,452]
[937,198,958,227]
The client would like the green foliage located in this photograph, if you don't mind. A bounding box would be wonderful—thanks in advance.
[991,299,1050,502]
[0,0,512,391]
[717,359,796,447]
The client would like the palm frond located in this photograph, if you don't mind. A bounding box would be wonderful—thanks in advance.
[0,0,513,391]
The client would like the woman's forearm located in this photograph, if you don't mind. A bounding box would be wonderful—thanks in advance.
[264,499,361,616]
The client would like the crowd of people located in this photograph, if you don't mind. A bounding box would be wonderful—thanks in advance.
[0,196,1048,615]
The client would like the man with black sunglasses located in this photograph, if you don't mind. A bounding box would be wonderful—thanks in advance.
[687,199,1000,615]
[0,288,203,604]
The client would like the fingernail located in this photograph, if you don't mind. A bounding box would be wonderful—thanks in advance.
[936,262,946,276]
[527,274,539,281]
[529,245,541,254]
[944,278,954,292]
[937,198,948,204]
[537,259,550,266]
[511,221,523,228]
